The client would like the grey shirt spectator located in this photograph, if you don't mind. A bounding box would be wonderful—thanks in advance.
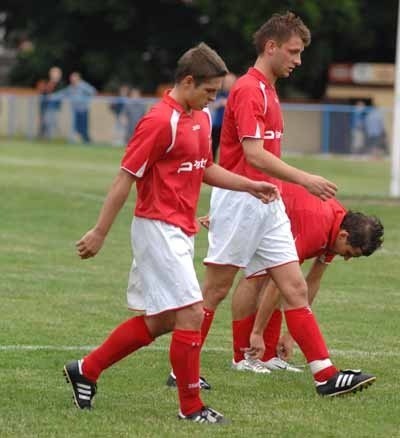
[53,72,97,111]
[51,72,97,143]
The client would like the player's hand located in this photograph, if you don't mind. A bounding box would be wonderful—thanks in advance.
[303,174,337,201]
[277,332,295,361]
[198,215,210,229]
[244,331,265,360]
[76,228,105,259]
[249,181,280,204]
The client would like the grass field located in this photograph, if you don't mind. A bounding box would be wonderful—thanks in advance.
[1,139,399,437]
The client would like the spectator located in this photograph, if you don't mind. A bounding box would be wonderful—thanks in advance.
[52,72,97,143]
[37,66,64,139]
[109,84,130,146]
[210,72,236,160]
[350,100,367,154]
[123,87,146,143]
[364,104,388,156]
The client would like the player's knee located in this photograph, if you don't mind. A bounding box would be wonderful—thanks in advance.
[282,279,308,308]
[175,303,204,330]
[203,282,230,308]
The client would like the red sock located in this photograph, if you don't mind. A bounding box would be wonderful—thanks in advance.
[170,329,203,416]
[82,315,154,382]
[284,307,337,381]
[232,313,256,363]
[262,309,282,362]
[200,307,215,347]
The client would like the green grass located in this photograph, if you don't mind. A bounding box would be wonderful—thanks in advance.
[1,139,399,437]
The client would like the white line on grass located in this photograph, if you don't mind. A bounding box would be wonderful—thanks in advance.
[0,344,399,357]
[0,156,117,173]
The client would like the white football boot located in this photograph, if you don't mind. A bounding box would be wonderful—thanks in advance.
[232,358,271,374]
[261,356,303,373]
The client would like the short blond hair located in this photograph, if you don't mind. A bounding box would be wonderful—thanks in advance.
[253,12,311,54]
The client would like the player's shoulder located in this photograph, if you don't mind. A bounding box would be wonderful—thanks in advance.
[234,73,263,91]
[229,75,266,105]
[146,99,174,118]
[140,100,178,128]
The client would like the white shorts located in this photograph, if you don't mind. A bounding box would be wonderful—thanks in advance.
[204,189,298,278]
[127,217,203,316]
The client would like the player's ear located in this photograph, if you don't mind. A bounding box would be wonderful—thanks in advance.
[338,230,349,241]
[265,39,277,55]
[181,75,195,87]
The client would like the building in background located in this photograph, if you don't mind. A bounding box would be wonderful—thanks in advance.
[323,63,393,154]
[326,63,394,108]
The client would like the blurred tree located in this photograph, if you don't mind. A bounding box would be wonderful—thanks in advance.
[1,0,397,97]
[3,0,206,92]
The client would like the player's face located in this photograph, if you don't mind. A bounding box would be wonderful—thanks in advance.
[271,35,304,78]
[331,231,363,261]
[187,77,224,110]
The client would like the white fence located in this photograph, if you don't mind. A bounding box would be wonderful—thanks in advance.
[0,94,393,155]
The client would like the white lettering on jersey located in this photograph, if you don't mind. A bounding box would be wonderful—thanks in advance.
[264,130,283,139]
[192,124,201,131]
[177,158,208,173]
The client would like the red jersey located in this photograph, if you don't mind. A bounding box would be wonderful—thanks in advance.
[219,67,283,191]
[121,91,213,236]
[282,183,346,264]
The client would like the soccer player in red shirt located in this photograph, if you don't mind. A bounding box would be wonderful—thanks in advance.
[198,12,377,396]
[231,182,384,374]
[62,43,279,424]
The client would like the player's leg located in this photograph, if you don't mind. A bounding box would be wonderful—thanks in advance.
[202,188,264,347]
[201,264,238,346]
[269,261,336,378]
[231,276,271,373]
[63,312,173,409]
[171,302,204,416]
[172,301,227,423]
[269,262,375,394]
[231,276,302,372]
[167,265,238,391]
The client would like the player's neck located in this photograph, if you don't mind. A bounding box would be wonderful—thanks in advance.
[169,88,192,113]
[253,59,277,86]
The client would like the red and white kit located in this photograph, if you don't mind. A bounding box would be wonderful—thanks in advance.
[122,92,213,315]
[205,68,298,276]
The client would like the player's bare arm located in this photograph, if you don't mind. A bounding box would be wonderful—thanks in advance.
[246,281,281,360]
[203,162,280,203]
[305,258,328,304]
[242,138,338,200]
[76,169,136,259]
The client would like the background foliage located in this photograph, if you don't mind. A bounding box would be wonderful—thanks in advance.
[1,0,398,96]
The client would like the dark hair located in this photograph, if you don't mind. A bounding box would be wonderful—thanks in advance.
[174,42,228,85]
[341,211,384,256]
[253,12,311,54]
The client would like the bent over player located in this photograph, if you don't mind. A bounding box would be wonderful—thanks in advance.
[231,183,384,382]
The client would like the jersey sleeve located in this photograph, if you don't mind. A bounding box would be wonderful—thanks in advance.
[121,113,172,178]
[231,85,266,142]
[318,253,336,264]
